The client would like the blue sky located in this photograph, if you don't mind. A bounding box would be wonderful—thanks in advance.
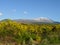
[0,0,60,21]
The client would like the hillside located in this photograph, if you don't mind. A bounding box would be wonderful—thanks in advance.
[0,19,60,45]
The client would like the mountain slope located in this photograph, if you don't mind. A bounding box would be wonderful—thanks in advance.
[14,17,56,24]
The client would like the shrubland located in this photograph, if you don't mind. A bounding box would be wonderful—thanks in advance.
[0,19,60,45]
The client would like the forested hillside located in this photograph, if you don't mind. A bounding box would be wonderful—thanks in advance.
[0,19,60,45]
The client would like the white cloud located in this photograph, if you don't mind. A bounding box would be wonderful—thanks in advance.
[24,11,28,14]
[0,12,3,16]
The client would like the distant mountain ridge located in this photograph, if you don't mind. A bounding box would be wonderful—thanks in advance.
[1,17,60,24]
[14,17,60,24]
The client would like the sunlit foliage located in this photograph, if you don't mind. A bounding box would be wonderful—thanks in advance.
[0,19,60,45]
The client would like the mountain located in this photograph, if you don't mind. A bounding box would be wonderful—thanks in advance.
[14,17,60,24]
[1,17,60,24]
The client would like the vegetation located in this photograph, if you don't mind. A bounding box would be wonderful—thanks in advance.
[0,19,60,45]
